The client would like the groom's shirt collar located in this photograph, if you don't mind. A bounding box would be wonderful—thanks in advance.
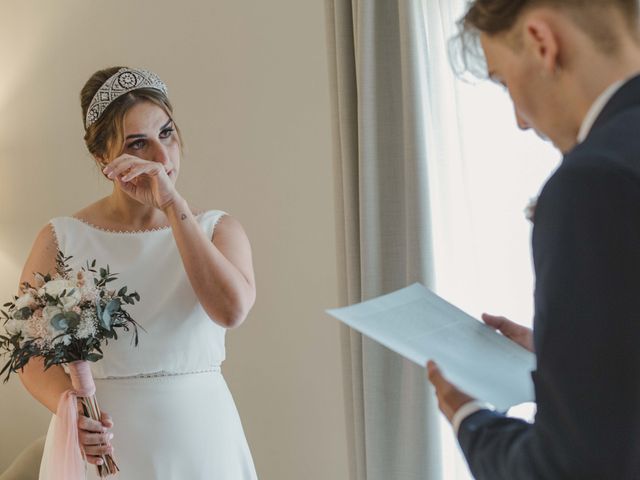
[577,79,626,143]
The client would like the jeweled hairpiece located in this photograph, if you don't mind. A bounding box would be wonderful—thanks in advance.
[85,67,168,129]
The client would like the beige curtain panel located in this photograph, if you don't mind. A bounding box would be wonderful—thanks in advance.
[325,0,443,479]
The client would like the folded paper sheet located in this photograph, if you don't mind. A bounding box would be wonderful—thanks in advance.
[327,283,536,411]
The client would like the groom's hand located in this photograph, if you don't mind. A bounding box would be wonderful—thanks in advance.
[427,360,475,423]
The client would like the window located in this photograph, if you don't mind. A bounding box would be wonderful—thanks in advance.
[420,1,559,477]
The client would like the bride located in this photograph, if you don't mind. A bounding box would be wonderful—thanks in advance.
[17,66,258,479]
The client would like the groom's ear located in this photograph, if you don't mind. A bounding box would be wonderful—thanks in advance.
[521,11,561,75]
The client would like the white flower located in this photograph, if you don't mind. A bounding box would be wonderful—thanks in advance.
[42,305,63,325]
[14,292,35,310]
[524,197,538,222]
[4,319,24,336]
[80,283,99,303]
[39,279,82,309]
[43,306,71,338]
[59,293,82,309]
[39,279,71,297]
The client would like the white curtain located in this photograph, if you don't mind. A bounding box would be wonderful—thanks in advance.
[422,1,558,479]
[325,1,442,479]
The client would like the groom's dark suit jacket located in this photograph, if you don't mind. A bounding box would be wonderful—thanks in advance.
[458,75,640,480]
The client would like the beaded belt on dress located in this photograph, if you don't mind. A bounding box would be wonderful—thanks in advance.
[98,366,221,380]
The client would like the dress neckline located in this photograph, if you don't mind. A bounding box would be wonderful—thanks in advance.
[61,211,207,235]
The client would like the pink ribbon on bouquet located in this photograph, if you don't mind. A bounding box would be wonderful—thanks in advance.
[42,361,96,480]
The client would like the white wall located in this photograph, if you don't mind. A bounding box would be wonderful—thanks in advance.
[0,1,349,479]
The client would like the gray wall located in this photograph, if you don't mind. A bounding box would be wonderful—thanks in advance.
[0,1,349,479]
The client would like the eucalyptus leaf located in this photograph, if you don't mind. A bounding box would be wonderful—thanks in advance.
[50,314,69,330]
[100,299,121,329]
[101,312,111,330]
[105,299,121,314]
[64,311,81,328]
[14,307,32,321]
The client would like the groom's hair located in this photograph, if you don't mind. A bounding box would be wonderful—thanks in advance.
[463,0,638,38]
[453,0,640,77]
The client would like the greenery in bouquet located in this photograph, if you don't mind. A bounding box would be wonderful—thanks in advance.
[0,251,142,382]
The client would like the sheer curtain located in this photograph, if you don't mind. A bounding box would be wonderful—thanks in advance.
[421,1,559,478]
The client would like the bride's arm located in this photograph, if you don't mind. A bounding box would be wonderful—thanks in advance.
[163,198,256,329]
[17,225,73,413]
[17,225,114,465]
[104,154,255,328]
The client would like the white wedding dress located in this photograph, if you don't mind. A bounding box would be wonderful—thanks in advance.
[39,210,258,480]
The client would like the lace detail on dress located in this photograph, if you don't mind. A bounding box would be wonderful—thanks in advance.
[50,210,226,238]
[210,211,226,236]
[99,367,221,380]
[62,211,209,235]
[48,222,61,251]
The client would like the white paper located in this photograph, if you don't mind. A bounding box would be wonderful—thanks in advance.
[326,283,536,410]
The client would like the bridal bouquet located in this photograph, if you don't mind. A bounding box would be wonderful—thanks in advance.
[0,251,142,478]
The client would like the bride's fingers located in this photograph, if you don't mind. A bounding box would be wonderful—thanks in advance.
[78,414,110,433]
[85,454,105,466]
[79,431,113,446]
[100,411,113,428]
[73,409,114,463]
[85,455,102,466]
[79,425,114,462]
[104,155,147,178]
[116,176,138,194]
[84,442,113,455]
[84,447,113,465]
[121,163,159,182]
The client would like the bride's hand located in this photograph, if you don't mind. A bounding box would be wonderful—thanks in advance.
[77,410,114,466]
[103,154,180,210]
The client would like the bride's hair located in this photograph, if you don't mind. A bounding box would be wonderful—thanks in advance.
[80,66,183,167]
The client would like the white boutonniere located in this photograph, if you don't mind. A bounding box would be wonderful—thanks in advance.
[524,197,538,223]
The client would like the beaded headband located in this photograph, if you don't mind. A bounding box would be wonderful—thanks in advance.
[85,67,168,129]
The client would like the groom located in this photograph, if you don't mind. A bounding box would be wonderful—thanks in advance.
[428,1,640,478]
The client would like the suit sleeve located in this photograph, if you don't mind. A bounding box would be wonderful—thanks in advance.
[458,160,640,480]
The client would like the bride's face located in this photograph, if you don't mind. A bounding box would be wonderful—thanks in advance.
[118,101,181,183]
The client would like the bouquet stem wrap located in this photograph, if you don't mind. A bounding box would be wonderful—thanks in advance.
[45,361,119,479]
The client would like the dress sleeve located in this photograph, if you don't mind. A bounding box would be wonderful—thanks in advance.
[48,218,66,255]
[199,210,228,240]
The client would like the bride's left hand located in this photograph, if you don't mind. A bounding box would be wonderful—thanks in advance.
[103,154,180,210]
